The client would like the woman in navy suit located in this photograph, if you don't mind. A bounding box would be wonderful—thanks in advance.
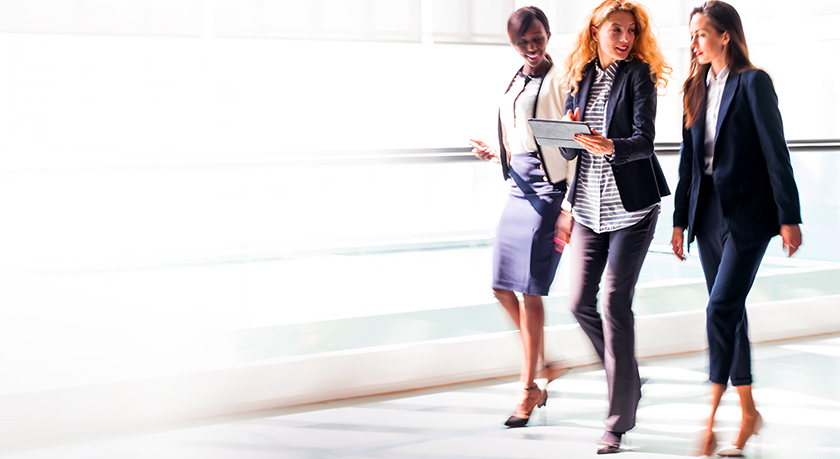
[671,2,802,456]
[556,0,671,453]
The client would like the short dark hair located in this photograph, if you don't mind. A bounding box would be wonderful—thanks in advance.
[507,6,550,42]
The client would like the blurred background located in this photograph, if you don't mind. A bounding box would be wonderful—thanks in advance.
[0,0,838,448]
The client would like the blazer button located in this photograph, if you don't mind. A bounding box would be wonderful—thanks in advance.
[543,176,549,182]
[538,163,544,170]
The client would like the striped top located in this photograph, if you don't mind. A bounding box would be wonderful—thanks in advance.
[574,60,657,233]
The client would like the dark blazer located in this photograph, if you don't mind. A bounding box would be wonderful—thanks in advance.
[673,68,802,252]
[560,59,670,212]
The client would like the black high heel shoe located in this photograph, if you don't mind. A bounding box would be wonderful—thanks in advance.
[504,385,547,428]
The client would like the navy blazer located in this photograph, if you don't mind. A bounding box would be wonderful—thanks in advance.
[560,59,670,212]
[673,68,802,252]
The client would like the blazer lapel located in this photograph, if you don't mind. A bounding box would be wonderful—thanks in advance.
[713,72,739,151]
[692,88,707,172]
[604,62,629,136]
[576,63,596,118]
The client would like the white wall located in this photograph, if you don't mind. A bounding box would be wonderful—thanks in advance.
[2,2,839,165]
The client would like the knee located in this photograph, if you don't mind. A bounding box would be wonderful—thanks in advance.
[493,288,515,302]
[569,300,595,320]
[706,300,745,326]
[568,285,596,318]
[707,279,751,310]
[521,294,544,311]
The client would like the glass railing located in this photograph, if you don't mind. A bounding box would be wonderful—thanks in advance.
[2,144,837,398]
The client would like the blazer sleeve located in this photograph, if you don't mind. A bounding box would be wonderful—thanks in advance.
[746,70,802,225]
[558,90,581,161]
[673,119,693,229]
[609,64,656,163]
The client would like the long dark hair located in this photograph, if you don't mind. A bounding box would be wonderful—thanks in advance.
[507,6,550,43]
[682,1,754,128]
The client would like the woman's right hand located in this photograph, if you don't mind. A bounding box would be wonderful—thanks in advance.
[563,107,581,122]
[469,139,500,164]
[671,226,686,261]
[555,210,573,245]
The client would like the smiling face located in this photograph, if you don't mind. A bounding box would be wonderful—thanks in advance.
[689,12,730,75]
[592,11,636,69]
[511,19,550,75]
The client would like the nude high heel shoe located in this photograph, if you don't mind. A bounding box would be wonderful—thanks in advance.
[717,412,762,457]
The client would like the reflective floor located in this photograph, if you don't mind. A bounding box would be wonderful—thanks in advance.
[4,332,839,459]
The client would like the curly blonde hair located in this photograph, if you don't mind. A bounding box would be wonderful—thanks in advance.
[564,0,671,95]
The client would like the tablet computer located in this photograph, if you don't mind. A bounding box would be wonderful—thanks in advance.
[528,119,592,149]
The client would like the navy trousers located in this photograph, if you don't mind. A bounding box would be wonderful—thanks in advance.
[695,175,769,386]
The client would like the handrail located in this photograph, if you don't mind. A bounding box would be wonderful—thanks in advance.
[654,139,840,154]
[3,140,836,174]
[284,139,840,164]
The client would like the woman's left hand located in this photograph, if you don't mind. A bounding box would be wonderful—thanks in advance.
[574,129,614,156]
[671,227,686,261]
[780,224,802,257]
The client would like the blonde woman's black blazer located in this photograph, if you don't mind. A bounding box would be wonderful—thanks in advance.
[559,59,670,212]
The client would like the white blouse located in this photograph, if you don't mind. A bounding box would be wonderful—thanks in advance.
[703,65,730,175]
[500,72,542,154]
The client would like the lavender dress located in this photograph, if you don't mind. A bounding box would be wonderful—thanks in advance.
[492,71,564,295]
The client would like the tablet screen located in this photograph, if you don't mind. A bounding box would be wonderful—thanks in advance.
[528,119,591,149]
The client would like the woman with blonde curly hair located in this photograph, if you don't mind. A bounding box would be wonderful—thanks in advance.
[554,0,671,453]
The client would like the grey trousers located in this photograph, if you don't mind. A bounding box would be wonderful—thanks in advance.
[566,209,658,433]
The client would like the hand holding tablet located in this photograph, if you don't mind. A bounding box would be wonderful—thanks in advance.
[529,114,615,155]
[527,119,593,149]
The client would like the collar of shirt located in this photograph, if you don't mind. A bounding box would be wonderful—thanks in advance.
[706,65,730,87]
[594,59,620,84]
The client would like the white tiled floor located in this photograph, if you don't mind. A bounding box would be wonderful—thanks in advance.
[3,333,840,458]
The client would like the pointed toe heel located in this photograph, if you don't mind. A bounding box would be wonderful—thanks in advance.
[503,386,547,428]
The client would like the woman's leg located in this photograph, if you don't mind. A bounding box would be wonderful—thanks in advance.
[694,217,726,455]
[695,178,766,452]
[495,289,546,420]
[494,289,526,384]
[494,289,545,387]
[732,384,761,448]
[494,289,520,328]
[567,221,609,363]
[600,210,658,436]
[520,294,545,386]
[705,238,767,386]
[699,382,727,455]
